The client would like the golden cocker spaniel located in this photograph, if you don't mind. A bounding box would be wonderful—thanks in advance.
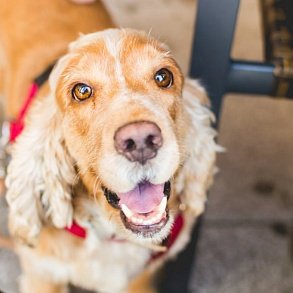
[6,29,218,293]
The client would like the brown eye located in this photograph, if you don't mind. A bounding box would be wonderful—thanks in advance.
[72,83,93,101]
[154,68,173,88]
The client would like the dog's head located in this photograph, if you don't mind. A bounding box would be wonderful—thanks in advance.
[6,29,216,245]
[52,29,184,241]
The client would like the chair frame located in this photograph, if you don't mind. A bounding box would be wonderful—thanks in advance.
[160,1,276,292]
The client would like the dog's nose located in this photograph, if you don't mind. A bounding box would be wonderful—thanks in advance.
[114,121,163,165]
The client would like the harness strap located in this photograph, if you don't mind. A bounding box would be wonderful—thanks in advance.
[65,220,87,238]
[10,83,38,142]
[9,64,54,142]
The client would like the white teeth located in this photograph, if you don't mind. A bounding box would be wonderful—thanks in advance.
[130,214,162,226]
[121,204,134,218]
[121,196,168,226]
[130,216,143,225]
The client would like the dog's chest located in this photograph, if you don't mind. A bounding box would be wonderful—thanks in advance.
[25,231,152,292]
[71,235,151,291]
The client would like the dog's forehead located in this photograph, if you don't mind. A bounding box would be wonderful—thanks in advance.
[70,29,170,65]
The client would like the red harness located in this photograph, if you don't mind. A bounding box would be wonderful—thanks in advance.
[65,220,87,238]
[9,83,39,142]
[151,213,184,260]
[10,70,184,259]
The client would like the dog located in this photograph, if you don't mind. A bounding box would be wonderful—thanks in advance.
[1,1,218,292]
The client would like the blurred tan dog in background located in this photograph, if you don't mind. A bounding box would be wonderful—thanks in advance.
[0,1,218,292]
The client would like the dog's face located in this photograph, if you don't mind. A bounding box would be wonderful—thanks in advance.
[52,29,185,242]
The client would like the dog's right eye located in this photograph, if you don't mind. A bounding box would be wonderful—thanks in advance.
[154,68,173,88]
[72,83,93,101]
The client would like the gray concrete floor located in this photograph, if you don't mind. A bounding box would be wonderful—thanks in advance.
[191,95,293,293]
[1,0,293,292]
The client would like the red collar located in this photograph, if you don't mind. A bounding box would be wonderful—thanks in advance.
[151,213,184,260]
[9,65,54,143]
[9,83,39,142]
[65,220,87,238]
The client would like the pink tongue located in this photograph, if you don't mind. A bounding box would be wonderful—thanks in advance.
[118,182,164,214]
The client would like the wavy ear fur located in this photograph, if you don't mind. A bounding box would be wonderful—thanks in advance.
[5,56,76,244]
[175,78,220,216]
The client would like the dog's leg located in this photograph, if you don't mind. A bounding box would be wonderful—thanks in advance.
[20,273,68,293]
[128,270,157,293]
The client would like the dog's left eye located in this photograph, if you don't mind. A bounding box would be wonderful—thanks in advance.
[72,83,93,101]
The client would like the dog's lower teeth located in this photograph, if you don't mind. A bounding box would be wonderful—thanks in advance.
[130,216,142,225]
[121,196,168,226]
[128,211,165,226]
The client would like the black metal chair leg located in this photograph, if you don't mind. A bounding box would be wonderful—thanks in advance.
[189,0,240,120]
[158,216,203,293]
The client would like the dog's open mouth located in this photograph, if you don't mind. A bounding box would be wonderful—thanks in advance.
[103,181,171,236]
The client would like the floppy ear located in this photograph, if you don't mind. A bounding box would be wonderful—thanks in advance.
[5,55,76,245]
[175,78,221,216]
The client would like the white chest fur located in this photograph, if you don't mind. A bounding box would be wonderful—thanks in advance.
[19,229,152,293]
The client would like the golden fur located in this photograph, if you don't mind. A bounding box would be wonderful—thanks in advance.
[1,1,218,292]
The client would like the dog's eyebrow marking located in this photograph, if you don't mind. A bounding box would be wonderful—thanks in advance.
[103,30,127,88]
